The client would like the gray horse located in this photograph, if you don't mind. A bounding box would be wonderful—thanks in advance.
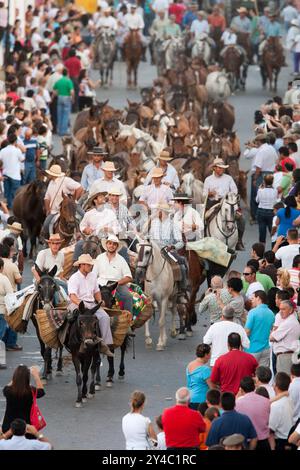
[94,30,117,87]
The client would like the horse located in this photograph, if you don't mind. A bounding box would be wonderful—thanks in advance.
[164,36,186,71]
[124,29,142,89]
[72,101,109,135]
[191,35,212,64]
[207,101,235,135]
[135,240,190,350]
[205,71,231,101]
[205,192,239,250]
[222,46,247,91]
[94,30,116,87]
[54,194,78,248]
[261,37,282,92]
[12,178,47,259]
[180,173,205,204]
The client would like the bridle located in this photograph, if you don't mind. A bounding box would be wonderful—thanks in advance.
[137,241,166,283]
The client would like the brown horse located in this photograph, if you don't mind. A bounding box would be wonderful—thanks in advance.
[261,37,283,92]
[124,29,142,89]
[222,45,247,91]
[207,101,235,135]
[54,194,78,248]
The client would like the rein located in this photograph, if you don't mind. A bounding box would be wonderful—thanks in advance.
[138,243,167,283]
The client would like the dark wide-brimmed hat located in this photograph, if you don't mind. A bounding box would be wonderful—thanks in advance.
[171,193,192,203]
[87,146,108,156]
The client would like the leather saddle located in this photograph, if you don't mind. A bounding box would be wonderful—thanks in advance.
[160,248,182,283]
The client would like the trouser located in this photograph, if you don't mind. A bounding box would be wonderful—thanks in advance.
[276,352,293,375]
[257,208,274,244]
[0,314,17,349]
[293,52,300,73]
[116,284,133,313]
[3,176,20,209]
[70,301,113,345]
[165,249,188,291]
[256,439,271,450]
[250,348,270,367]
[39,159,47,171]
[23,162,36,185]
[275,438,288,451]
[250,172,272,220]
[70,77,79,112]
[144,11,155,36]
[50,95,57,133]
[57,95,72,136]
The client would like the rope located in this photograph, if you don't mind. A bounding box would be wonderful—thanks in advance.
[132,336,135,360]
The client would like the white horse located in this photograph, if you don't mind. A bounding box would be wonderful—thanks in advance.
[206,192,239,250]
[135,240,186,351]
[205,71,231,101]
[191,35,212,64]
[181,173,205,204]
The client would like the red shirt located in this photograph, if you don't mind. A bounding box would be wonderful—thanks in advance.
[7,91,20,105]
[211,350,258,395]
[280,157,296,171]
[168,3,186,25]
[208,14,226,31]
[162,405,206,448]
[64,56,81,78]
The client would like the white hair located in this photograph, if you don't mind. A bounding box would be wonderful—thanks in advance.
[211,276,223,289]
[175,387,190,404]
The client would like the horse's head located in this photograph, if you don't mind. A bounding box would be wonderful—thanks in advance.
[99,281,118,309]
[35,264,58,307]
[220,192,240,233]
[82,236,102,259]
[60,193,77,235]
[210,134,223,156]
[135,241,153,285]
[181,172,194,197]
[76,302,101,349]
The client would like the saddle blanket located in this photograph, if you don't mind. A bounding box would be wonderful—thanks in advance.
[5,284,36,315]
[186,238,232,268]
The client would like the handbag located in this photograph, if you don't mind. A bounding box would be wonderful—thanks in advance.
[30,388,46,431]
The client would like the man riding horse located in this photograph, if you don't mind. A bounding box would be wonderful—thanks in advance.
[122,4,148,61]
[258,12,286,67]
[220,25,247,63]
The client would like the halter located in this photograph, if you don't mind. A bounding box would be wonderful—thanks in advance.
[216,196,238,244]
[137,241,166,283]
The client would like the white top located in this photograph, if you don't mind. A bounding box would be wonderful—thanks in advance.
[272,313,300,354]
[269,396,294,440]
[275,244,300,269]
[290,152,300,168]
[44,176,81,214]
[0,272,13,315]
[89,177,127,205]
[173,206,204,240]
[190,19,210,37]
[0,145,24,180]
[221,30,237,45]
[253,144,277,172]
[124,12,144,30]
[35,248,65,277]
[157,431,166,450]
[122,412,151,450]
[289,377,300,424]
[203,173,237,200]
[139,183,174,209]
[245,281,265,299]
[152,0,170,14]
[96,16,118,31]
[79,207,120,237]
[262,383,276,399]
[144,163,180,190]
[93,252,132,286]
[281,5,298,23]
[0,435,51,450]
[203,320,250,366]
[68,270,99,302]
[256,187,278,210]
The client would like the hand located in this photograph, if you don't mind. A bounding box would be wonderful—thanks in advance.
[26,424,38,436]
[30,366,40,377]
[208,190,217,197]
[275,235,285,245]
[84,227,93,235]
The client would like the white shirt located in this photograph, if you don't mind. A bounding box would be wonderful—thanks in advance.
[286,27,300,52]
[272,313,300,354]
[290,152,300,168]
[203,173,238,199]
[44,176,81,214]
[173,206,204,241]
[289,377,300,424]
[0,145,24,180]
[190,19,210,37]
[269,396,294,440]
[35,248,65,277]
[93,252,132,286]
[256,187,278,209]
[79,207,119,236]
[31,32,42,51]
[253,144,277,172]
[68,270,99,302]
[0,435,51,450]
[275,244,300,269]
[122,412,151,450]
[96,16,118,31]
[0,272,13,315]
[221,30,237,45]
[144,163,180,190]
[152,0,170,14]
[203,320,250,366]
[281,5,298,23]
[139,183,174,209]
[124,12,144,30]
[245,281,265,299]
[157,431,166,450]
[89,177,127,205]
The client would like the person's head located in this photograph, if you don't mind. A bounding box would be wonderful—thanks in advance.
[11,365,31,397]
[204,406,220,422]
[279,146,289,159]
[105,235,120,255]
[198,402,208,416]
[284,195,297,219]
[227,270,242,280]
[288,142,298,154]
[10,419,27,437]
[156,415,163,432]
[275,289,291,307]
[91,191,107,208]
[221,392,235,411]
[263,250,275,265]
[274,372,291,393]
[228,332,241,351]
[287,228,299,244]
[24,128,33,140]
[74,254,94,275]
[263,174,274,187]
[255,366,272,386]
[213,158,228,177]
[47,234,63,254]
[239,376,255,395]
[227,277,243,295]
[195,343,211,362]
[251,290,267,308]
[158,10,165,19]
[256,386,270,399]
[206,389,221,407]
[102,161,117,181]
[62,68,68,77]
[251,242,265,260]
[130,390,146,412]
[291,363,300,378]
[292,254,300,268]
[247,258,259,272]
[175,387,190,406]
[243,265,257,284]
[170,13,176,23]
[0,242,11,259]
[210,275,223,289]
[293,168,300,184]
[222,433,244,450]
[7,133,17,145]
[277,269,291,290]
[279,299,294,319]
[222,305,235,322]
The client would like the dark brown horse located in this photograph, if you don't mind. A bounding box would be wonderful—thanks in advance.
[207,101,235,134]
[54,194,78,248]
[261,37,282,92]
[124,29,142,89]
[222,45,247,91]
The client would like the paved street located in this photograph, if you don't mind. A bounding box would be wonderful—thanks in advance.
[0,58,293,449]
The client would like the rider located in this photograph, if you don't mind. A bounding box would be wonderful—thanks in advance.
[81,147,107,192]
[67,253,114,357]
[42,165,84,240]
[139,167,174,210]
[88,161,127,205]
[208,6,226,35]
[149,9,169,64]
[96,7,118,32]
[163,14,182,39]
[189,10,215,53]
[123,4,148,61]
[203,158,245,251]
[220,25,247,61]
[258,12,286,66]
[143,150,180,191]
[230,7,251,35]
[172,193,204,243]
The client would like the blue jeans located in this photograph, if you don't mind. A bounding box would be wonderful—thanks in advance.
[0,314,17,348]
[39,159,47,171]
[57,96,72,136]
[3,176,21,209]
[257,208,274,244]
[293,52,300,73]
[23,162,36,184]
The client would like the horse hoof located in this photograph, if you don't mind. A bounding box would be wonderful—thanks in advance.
[156,344,165,351]
[82,398,87,403]
[87,393,95,399]
[56,371,63,376]
[177,333,186,340]
[118,375,125,381]
[186,331,193,338]
[106,381,113,388]
[75,402,82,408]
[95,385,101,391]
[170,330,177,338]
[145,337,153,347]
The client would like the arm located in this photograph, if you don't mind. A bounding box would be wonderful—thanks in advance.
[288,430,300,447]
[69,293,82,306]
[147,422,157,442]
[44,198,51,216]
[248,438,258,450]
[75,186,84,201]
[118,276,132,286]
[80,167,88,191]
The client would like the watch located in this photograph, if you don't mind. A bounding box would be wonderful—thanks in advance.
[37,434,44,439]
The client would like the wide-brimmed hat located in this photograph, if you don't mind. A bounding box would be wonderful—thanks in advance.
[171,193,192,203]
[73,253,95,267]
[213,157,229,169]
[86,189,108,208]
[222,434,244,447]
[46,233,64,243]
[87,146,108,156]
[151,167,164,178]
[253,133,267,142]
[102,161,118,172]
[108,187,123,196]
[157,150,172,161]
[154,202,172,212]
[101,234,121,252]
[46,164,65,178]
[291,19,300,27]
[7,222,23,232]
[197,10,206,17]
[237,7,247,14]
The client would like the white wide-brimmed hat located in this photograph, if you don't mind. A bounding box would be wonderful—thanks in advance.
[213,157,229,169]
[108,187,123,196]
[102,161,118,172]
[86,189,108,208]
[46,165,65,178]
[101,234,121,252]
[45,233,64,243]
[73,253,95,267]
[157,150,172,161]
[151,167,164,178]
[7,222,23,232]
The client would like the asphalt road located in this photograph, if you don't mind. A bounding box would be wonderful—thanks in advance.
[0,57,292,450]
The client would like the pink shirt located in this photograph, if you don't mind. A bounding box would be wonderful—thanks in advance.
[236,392,271,440]
[271,313,300,354]
[67,270,99,302]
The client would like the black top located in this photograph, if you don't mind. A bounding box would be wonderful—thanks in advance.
[2,385,45,433]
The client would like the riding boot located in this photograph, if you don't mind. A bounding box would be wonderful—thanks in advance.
[141,46,147,62]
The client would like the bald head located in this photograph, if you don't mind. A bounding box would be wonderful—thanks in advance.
[211,276,223,289]
[175,387,190,405]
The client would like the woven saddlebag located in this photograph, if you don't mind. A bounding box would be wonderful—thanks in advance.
[110,310,132,348]
[34,309,61,350]
[4,295,32,333]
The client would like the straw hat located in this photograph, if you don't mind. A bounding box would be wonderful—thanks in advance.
[73,253,95,267]
[197,10,207,17]
[154,202,172,212]
[151,167,164,178]
[157,150,172,161]
[102,161,118,172]
[46,165,65,178]
[46,233,64,243]
[237,7,248,14]
[108,187,123,196]
[213,157,229,169]
[101,234,121,252]
[222,434,244,447]
[86,189,108,208]
[7,222,23,232]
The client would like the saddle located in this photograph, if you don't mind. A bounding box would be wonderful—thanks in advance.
[204,201,222,224]
[160,247,181,282]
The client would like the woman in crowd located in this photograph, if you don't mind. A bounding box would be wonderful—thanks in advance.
[186,343,212,410]
[275,196,300,236]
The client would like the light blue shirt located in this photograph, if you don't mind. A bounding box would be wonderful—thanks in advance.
[266,21,282,37]
[259,15,270,34]
[81,163,104,191]
[186,364,211,404]
[245,304,275,353]
[230,16,251,33]
[143,163,180,189]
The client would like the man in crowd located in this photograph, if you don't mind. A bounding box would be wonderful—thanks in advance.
[0,419,52,450]
[81,147,106,192]
[273,228,300,269]
[89,161,127,205]
[269,372,293,450]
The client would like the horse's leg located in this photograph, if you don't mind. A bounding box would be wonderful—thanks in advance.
[134,64,138,88]
[73,353,83,407]
[45,347,52,376]
[145,319,153,348]
[56,346,63,375]
[95,351,101,390]
[118,337,127,380]
[170,302,177,338]
[81,355,92,402]
[106,346,115,387]
[156,297,168,351]
[88,352,97,398]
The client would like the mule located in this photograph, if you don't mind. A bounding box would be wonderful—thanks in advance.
[261,37,282,92]
[54,194,78,248]
[222,46,247,91]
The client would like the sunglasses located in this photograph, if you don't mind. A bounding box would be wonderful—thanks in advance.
[243,272,252,276]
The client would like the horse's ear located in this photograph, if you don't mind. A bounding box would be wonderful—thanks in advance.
[106,281,118,292]
[89,303,101,316]
[79,301,85,315]
[34,263,43,278]
[48,265,57,278]
[127,99,132,106]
